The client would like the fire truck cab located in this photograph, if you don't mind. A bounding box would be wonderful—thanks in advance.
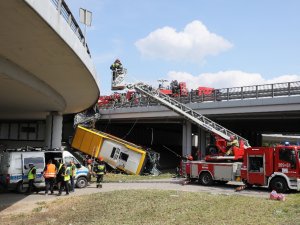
[241,146,300,193]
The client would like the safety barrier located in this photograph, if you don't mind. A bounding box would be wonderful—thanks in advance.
[50,0,91,56]
[99,81,300,109]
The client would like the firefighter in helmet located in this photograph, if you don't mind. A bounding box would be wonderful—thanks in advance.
[93,156,106,188]
[226,135,239,156]
[110,58,123,82]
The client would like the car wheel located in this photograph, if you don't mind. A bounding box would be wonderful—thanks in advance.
[76,177,88,188]
[16,182,27,193]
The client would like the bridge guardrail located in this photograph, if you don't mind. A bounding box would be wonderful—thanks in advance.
[51,0,91,56]
[99,81,300,110]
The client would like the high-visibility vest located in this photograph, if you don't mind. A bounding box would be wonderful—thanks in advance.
[71,164,77,177]
[28,166,36,180]
[97,165,105,175]
[64,166,71,181]
[44,164,56,178]
[57,163,63,174]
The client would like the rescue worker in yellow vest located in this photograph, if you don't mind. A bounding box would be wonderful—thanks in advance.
[26,163,36,194]
[43,159,57,195]
[94,157,106,188]
[226,135,239,156]
[56,160,64,191]
[69,161,76,192]
[58,163,70,196]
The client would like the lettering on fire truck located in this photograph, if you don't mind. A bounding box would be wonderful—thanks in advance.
[278,163,291,168]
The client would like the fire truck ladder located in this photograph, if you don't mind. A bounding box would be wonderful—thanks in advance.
[131,83,250,147]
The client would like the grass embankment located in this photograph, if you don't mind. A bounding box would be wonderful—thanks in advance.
[3,190,300,225]
[102,172,174,182]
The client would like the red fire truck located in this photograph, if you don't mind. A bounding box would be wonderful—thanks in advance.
[182,145,300,193]
[158,80,188,97]
[98,92,121,107]
[109,80,299,194]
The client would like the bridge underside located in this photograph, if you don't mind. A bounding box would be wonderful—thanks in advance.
[0,0,99,120]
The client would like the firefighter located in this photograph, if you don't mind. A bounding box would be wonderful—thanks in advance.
[43,159,57,195]
[94,157,106,188]
[110,58,123,82]
[226,135,239,156]
[26,163,36,194]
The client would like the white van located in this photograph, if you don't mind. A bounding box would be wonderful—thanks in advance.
[0,150,89,193]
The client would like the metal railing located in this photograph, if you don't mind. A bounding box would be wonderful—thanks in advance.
[50,0,91,56]
[99,81,300,109]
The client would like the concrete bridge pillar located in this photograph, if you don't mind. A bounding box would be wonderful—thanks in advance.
[197,128,207,159]
[45,112,63,150]
[182,121,192,157]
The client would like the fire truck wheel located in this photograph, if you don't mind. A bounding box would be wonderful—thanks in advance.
[199,172,213,186]
[270,177,288,193]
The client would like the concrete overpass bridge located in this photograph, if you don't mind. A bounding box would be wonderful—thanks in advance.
[0,0,99,149]
[97,81,300,168]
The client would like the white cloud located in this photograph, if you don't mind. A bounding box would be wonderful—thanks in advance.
[167,70,300,90]
[135,20,233,62]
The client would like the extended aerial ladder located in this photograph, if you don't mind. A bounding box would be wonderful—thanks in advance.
[127,83,250,160]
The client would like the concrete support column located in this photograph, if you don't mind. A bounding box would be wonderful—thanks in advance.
[197,128,207,159]
[182,122,187,156]
[45,112,63,150]
[186,121,192,156]
[182,121,192,157]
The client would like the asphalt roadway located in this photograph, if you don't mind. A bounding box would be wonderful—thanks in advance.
[0,178,273,216]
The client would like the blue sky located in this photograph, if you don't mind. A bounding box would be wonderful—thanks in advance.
[66,0,300,95]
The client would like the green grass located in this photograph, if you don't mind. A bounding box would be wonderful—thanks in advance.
[2,190,300,225]
[97,172,174,183]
